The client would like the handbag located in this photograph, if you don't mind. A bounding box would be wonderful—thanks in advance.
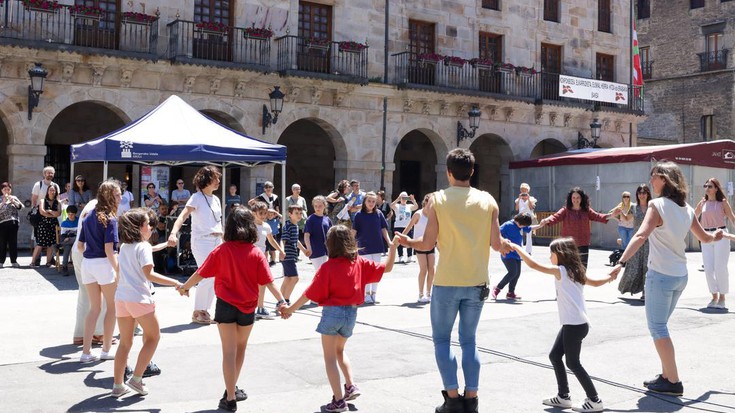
[28,206,41,226]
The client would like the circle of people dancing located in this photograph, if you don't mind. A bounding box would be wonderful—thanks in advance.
[64,150,732,413]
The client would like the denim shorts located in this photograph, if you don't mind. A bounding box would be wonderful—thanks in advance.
[316,305,358,338]
[645,269,687,340]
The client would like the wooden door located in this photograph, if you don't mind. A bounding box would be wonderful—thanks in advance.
[478,32,502,93]
[298,1,332,73]
[408,19,435,85]
[541,43,562,99]
[596,53,615,81]
[193,0,233,61]
[73,0,118,50]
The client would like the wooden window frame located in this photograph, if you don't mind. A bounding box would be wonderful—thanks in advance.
[541,43,562,74]
[596,53,615,82]
[481,0,500,10]
[701,115,714,141]
[479,31,503,62]
[598,0,611,33]
[409,19,436,56]
[691,0,705,9]
[637,0,650,18]
[194,0,234,25]
[298,1,333,41]
[544,0,560,22]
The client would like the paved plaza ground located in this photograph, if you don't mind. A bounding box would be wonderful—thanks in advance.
[1,246,734,413]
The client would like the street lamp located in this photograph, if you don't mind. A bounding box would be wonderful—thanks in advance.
[28,62,48,120]
[456,106,481,147]
[577,118,602,149]
[262,86,285,134]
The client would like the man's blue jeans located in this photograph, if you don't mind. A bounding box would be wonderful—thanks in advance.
[430,285,485,392]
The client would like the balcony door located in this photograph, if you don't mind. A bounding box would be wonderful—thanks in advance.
[705,32,725,70]
[478,32,502,93]
[408,19,435,85]
[73,0,119,50]
[596,53,615,81]
[193,0,233,61]
[298,1,332,73]
[541,43,562,99]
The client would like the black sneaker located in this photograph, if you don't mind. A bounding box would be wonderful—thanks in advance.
[218,396,237,412]
[435,391,464,413]
[643,374,664,387]
[646,378,683,396]
[124,365,133,383]
[222,387,248,402]
[143,362,161,378]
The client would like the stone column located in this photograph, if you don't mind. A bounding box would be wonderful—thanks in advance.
[7,143,48,248]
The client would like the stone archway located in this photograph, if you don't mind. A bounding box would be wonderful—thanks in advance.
[197,110,247,189]
[200,110,246,133]
[530,138,567,158]
[0,115,9,184]
[274,118,346,204]
[469,134,513,212]
[45,101,128,190]
[392,130,438,200]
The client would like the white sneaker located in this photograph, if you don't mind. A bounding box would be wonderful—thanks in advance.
[363,294,373,304]
[417,294,424,303]
[542,395,572,408]
[127,378,149,396]
[716,299,727,310]
[419,295,430,303]
[80,353,98,364]
[572,398,604,412]
[707,299,718,308]
[398,256,405,263]
[100,351,116,360]
[426,295,431,303]
[370,293,377,304]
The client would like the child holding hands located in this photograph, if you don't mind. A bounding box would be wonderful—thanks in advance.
[280,225,398,412]
[179,206,288,412]
[112,208,184,397]
[510,237,615,413]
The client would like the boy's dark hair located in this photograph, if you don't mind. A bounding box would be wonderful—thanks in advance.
[287,204,302,214]
[446,148,474,181]
[193,165,222,190]
[117,208,150,244]
[326,225,359,261]
[250,201,268,212]
[224,206,258,243]
[66,205,78,214]
[513,212,533,226]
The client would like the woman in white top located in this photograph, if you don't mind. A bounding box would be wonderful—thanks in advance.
[403,194,435,303]
[611,162,723,396]
[511,238,615,413]
[694,178,734,309]
[168,166,223,325]
[391,191,418,263]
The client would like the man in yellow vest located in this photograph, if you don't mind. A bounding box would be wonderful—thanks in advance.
[396,148,511,413]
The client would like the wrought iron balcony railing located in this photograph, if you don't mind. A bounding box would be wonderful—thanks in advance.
[167,20,271,70]
[0,0,157,56]
[698,49,729,72]
[275,35,368,84]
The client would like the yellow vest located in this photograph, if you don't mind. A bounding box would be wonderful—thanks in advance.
[433,186,497,286]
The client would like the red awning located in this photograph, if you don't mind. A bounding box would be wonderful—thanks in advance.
[510,140,735,169]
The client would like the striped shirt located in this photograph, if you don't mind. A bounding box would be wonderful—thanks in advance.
[282,220,299,261]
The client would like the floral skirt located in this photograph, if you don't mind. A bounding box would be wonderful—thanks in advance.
[618,241,649,295]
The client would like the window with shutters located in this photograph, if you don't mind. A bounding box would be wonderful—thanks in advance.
[408,20,436,85]
[596,53,615,81]
[637,0,650,18]
[544,0,560,22]
[701,115,714,140]
[479,32,502,62]
[193,0,233,61]
[73,0,119,49]
[598,0,611,32]
[194,0,233,26]
[541,43,562,73]
[640,46,652,79]
[482,0,499,10]
[298,2,333,73]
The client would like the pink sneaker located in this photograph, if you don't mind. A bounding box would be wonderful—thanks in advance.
[491,286,501,300]
[506,292,522,300]
[325,396,347,412]
[343,383,361,401]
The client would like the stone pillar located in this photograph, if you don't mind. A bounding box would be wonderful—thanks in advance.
[336,159,383,193]
[435,162,448,189]
[7,144,48,249]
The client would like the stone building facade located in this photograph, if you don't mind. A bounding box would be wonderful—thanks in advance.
[0,0,643,246]
[636,0,735,144]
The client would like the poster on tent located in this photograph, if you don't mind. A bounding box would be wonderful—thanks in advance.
[141,166,170,208]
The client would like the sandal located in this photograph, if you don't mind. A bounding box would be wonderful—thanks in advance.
[191,311,215,324]
[92,335,119,346]
[73,337,83,346]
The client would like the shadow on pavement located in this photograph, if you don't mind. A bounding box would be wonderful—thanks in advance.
[400,302,429,309]
[679,306,731,315]
[606,390,735,412]
[67,392,159,413]
[160,323,211,334]
[40,343,81,359]
[30,266,79,291]
[619,297,645,307]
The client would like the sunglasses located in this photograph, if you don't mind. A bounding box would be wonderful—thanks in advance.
[177,182,184,185]
[75,179,85,182]
[622,195,630,198]
[703,184,715,189]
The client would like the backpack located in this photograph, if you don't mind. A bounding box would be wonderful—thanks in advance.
[608,249,623,266]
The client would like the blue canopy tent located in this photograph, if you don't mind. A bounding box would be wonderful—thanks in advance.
[70,95,288,215]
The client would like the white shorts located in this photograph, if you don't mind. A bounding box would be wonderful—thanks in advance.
[81,257,116,285]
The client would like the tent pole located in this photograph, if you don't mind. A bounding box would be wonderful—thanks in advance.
[103,161,108,181]
[70,163,75,185]
[222,164,227,219]
[281,162,286,225]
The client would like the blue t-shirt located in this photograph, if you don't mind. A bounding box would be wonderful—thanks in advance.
[79,210,119,259]
[267,217,280,236]
[304,214,332,259]
[346,191,365,221]
[282,220,299,261]
[353,210,389,255]
[500,220,531,261]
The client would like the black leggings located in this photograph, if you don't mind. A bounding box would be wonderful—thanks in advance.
[498,258,521,292]
[578,246,589,268]
[549,323,598,399]
[0,221,19,264]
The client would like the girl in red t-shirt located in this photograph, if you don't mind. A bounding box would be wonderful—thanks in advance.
[179,207,288,412]
[280,225,398,412]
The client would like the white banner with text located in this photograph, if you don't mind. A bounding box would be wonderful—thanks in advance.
[558,75,629,104]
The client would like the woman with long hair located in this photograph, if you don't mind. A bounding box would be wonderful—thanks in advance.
[168,166,223,324]
[31,184,61,267]
[610,191,635,250]
[351,192,392,304]
[403,194,436,303]
[69,175,93,209]
[537,187,616,268]
[327,180,351,227]
[617,184,652,299]
[610,162,723,396]
[694,177,735,309]
[78,180,122,362]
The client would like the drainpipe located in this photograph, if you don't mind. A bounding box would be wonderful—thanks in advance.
[384,0,389,83]
[380,0,389,189]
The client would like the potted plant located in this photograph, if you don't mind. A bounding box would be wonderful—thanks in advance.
[515,66,538,76]
[121,11,158,25]
[68,3,105,20]
[338,40,367,53]
[243,25,273,40]
[497,62,515,74]
[417,52,444,66]
[444,56,467,68]
[469,57,494,70]
[196,21,229,35]
[306,37,331,50]
[23,0,62,13]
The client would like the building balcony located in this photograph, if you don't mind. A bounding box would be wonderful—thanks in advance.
[0,0,157,58]
[167,20,270,71]
[642,61,653,80]
[698,49,729,72]
[392,52,643,114]
[274,35,369,84]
